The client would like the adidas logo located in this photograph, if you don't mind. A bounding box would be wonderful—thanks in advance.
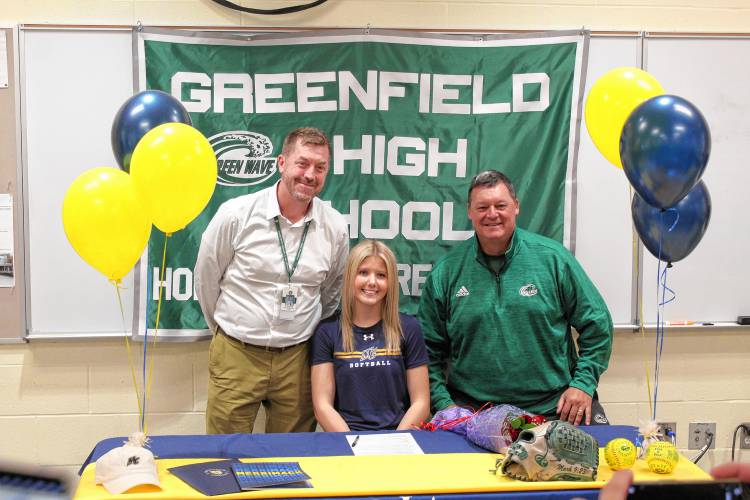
[455,286,470,297]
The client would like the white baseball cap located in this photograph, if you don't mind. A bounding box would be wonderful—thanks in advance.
[94,435,161,494]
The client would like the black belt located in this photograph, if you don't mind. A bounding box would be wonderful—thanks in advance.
[216,327,306,353]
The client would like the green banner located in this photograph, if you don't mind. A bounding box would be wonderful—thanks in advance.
[135,30,586,336]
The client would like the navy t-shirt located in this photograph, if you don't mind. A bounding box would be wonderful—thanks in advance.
[311,313,429,431]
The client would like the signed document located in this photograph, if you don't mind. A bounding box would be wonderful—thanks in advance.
[347,433,424,456]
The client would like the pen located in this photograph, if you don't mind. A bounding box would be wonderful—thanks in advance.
[351,435,360,447]
[666,321,713,326]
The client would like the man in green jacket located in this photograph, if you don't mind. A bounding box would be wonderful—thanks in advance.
[418,170,613,425]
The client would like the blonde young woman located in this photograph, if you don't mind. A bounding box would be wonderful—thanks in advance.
[310,240,430,431]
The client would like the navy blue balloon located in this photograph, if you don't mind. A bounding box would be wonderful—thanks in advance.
[620,95,711,209]
[111,90,192,172]
[632,180,711,263]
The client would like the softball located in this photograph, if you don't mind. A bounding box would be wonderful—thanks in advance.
[604,438,637,470]
[645,441,679,474]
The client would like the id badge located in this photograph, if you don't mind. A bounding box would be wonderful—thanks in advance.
[278,284,299,320]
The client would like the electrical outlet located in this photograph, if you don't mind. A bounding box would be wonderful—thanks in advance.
[657,422,677,443]
[689,422,716,450]
[741,422,750,450]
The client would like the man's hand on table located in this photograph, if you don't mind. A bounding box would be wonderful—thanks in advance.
[556,387,592,425]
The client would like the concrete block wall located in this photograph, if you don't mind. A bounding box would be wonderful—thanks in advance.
[0,341,208,481]
[598,329,750,471]
[0,328,748,482]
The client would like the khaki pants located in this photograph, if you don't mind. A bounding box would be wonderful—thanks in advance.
[206,329,315,434]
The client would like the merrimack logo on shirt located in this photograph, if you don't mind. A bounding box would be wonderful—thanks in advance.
[334,348,398,368]
[519,283,538,297]
[360,346,378,361]
[209,131,278,187]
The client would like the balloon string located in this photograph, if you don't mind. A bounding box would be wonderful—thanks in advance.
[631,185,653,419]
[653,213,664,421]
[653,257,662,420]
[658,266,676,306]
[652,211,674,421]
[653,266,672,421]
[653,207,681,420]
[640,296,653,419]
[660,209,677,306]
[143,233,169,435]
[112,279,144,431]
[655,264,675,421]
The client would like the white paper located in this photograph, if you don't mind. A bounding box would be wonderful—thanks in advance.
[0,194,14,287]
[347,433,424,456]
[0,31,8,88]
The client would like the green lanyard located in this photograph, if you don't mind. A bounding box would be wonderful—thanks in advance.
[274,216,311,283]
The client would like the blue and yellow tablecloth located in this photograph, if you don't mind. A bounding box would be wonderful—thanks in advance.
[75,428,710,499]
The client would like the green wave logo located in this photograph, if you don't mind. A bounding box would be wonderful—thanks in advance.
[209,131,278,187]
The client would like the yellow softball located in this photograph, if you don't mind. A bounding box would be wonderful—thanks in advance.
[645,441,679,474]
[604,438,637,470]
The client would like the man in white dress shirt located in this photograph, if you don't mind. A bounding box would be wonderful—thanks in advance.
[195,127,349,434]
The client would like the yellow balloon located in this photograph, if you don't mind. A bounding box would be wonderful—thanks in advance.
[584,67,665,169]
[130,123,217,234]
[62,167,152,281]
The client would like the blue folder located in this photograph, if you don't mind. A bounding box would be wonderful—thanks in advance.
[168,459,241,496]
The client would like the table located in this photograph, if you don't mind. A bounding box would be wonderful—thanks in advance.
[76,426,710,499]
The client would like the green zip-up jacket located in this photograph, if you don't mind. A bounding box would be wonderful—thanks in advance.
[417,228,613,416]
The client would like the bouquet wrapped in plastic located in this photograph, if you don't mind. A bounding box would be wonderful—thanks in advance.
[466,404,545,454]
[423,404,546,454]
[423,406,474,435]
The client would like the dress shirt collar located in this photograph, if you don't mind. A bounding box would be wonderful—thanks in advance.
[264,181,320,226]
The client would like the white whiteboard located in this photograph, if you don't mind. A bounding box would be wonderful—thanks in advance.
[17,28,748,337]
[21,28,134,336]
[576,36,639,325]
[640,38,750,323]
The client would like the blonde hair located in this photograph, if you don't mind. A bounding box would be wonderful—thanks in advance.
[341,240,403,352]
